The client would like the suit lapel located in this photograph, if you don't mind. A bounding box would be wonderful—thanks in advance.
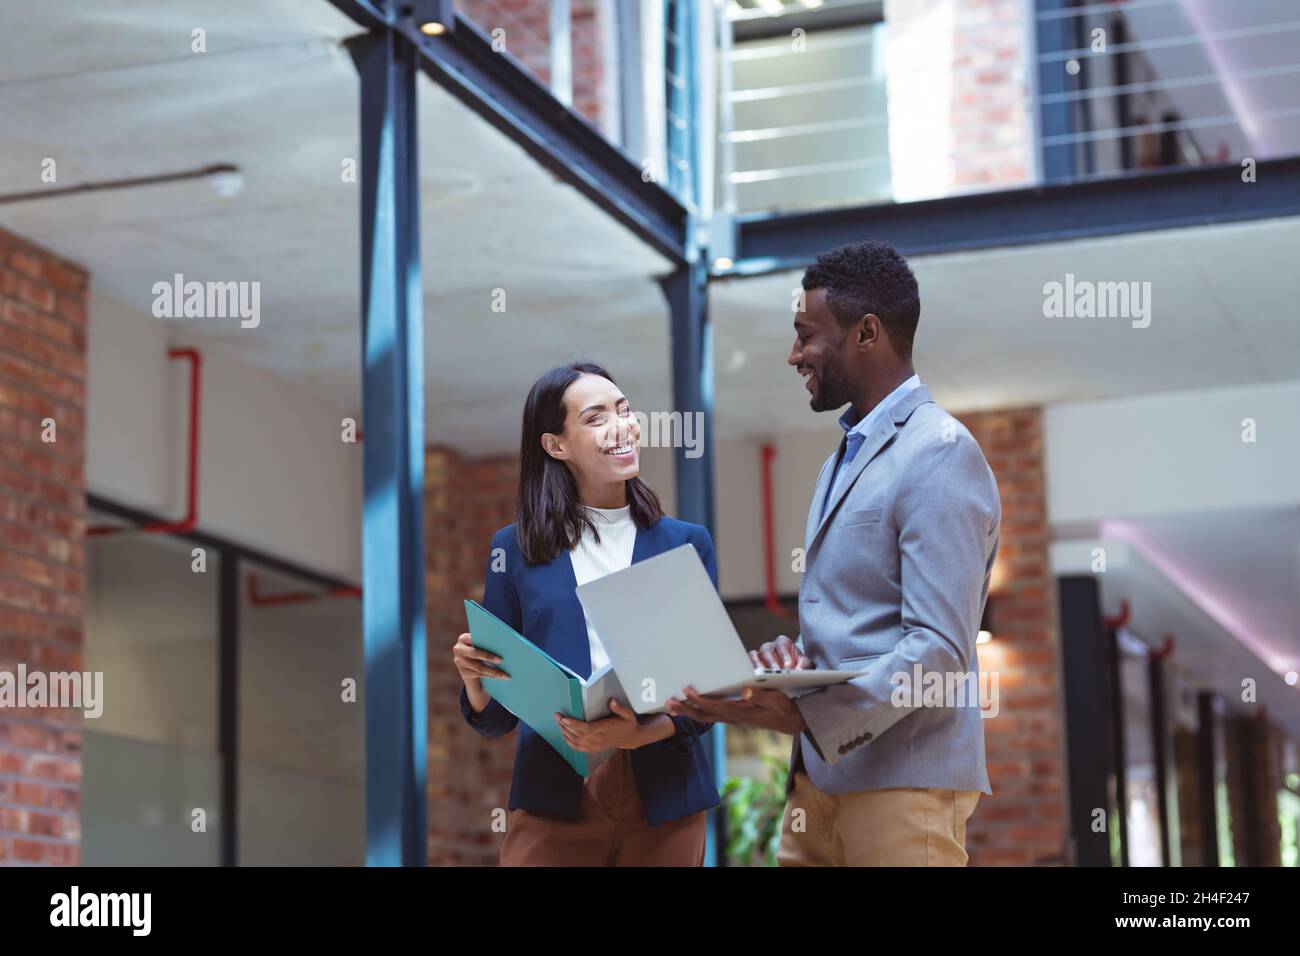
[554,549,591,678]
[805,450,838,552]
[807,421,897,549]
[806,384,934,554]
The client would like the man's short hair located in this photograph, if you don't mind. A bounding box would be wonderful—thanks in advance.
[802,240,921,358]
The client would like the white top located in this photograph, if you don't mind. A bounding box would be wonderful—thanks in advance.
[570,504,637,770]
[570,504,637,675]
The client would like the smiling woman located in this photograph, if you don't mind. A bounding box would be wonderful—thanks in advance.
[450,360,722,867]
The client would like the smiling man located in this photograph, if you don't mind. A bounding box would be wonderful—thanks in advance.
[667,240,1000,866]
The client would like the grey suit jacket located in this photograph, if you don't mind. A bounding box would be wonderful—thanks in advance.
[790,384,998,796]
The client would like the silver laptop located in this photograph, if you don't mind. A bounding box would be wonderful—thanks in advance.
[574,543,867,715]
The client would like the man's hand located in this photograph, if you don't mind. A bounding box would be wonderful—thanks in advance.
[556,699,667,752]
[749,634,814,671]
[665,685,807,735]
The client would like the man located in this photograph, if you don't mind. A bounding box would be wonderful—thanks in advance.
[666,240,999,866]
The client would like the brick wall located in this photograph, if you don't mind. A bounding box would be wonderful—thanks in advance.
[454,0,613,130]
[957,407,1069,866]
[884,0,1033,199]
[951,0,1032,190]
[425,445,518,865]
[0,228,88,866]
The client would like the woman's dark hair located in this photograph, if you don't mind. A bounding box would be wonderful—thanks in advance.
[516,361,663,565]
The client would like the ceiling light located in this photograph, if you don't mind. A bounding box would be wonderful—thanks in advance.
[207,166,243,198]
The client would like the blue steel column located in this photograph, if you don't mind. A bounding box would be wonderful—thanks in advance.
[659,257,722,866]
[661,0,725,867]
[348,24,429,867]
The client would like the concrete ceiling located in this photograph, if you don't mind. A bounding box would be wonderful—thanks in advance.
[1102,508,1300,677]
[711,215,1300,436]
[0,0,674,457]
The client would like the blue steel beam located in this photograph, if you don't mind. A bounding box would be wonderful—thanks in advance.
[328,0,690,264]
[658,256,724,866]
[725,157,1300,278]
[347,25,429,867]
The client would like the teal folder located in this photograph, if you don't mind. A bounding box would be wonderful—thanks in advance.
[464,599,628,777]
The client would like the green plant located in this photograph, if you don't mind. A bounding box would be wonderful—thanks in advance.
[721,755,789,867]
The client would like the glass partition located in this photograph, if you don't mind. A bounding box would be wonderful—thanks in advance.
[82,527,221,865]
[237,561,364,866]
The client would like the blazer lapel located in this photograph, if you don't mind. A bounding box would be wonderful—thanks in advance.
[806,384,934,553]
[552,550,591,678]
[805,451,838,552]
[808,421,897,550]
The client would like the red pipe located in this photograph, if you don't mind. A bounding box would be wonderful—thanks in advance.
[760,442,787,617]
[1102,598,1131,632]
[247,574,361,607]
[89,348,202,537]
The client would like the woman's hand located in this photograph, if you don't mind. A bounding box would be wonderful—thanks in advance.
[453,632,508,713]
[555,699,671,752]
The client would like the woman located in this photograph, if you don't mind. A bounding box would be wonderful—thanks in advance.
[452,361,720,866]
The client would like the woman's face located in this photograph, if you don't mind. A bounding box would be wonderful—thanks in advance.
[542,373,641,485]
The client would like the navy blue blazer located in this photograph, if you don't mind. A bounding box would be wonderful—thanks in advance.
[459,516,721,826]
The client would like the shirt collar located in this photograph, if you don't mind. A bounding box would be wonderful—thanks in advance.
[837,374,921,438]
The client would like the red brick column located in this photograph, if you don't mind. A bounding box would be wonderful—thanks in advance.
[0,228,88,866]
[957,407,1069,865]
[425,446,519,865]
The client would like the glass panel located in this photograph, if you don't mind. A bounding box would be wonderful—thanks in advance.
[1116,631,1162,866]
[237,562,364,866]
[1043,1,1300,181]
[82,528,220,865]
[81,731,221,866]
[723,23,890,214]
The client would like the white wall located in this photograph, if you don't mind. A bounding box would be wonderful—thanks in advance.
[86,289,362,582]
[1044,380,1300,528]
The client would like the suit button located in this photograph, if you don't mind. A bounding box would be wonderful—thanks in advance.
[863,733,873,742]
[837,744,848,755]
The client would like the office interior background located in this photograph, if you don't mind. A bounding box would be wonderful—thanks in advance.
[1,0,1298,867]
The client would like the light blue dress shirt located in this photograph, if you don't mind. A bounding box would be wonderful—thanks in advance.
[820,374,921,521]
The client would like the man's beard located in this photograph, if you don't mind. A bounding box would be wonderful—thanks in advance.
[810,354,851,412]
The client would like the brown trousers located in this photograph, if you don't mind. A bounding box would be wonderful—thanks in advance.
[778,768,980,867]
[499,749,708,867]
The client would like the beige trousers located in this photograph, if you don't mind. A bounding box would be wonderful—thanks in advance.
[499,749,707,867]
[778,769,980,867]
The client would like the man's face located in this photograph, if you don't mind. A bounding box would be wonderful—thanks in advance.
[789,286,855,412]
